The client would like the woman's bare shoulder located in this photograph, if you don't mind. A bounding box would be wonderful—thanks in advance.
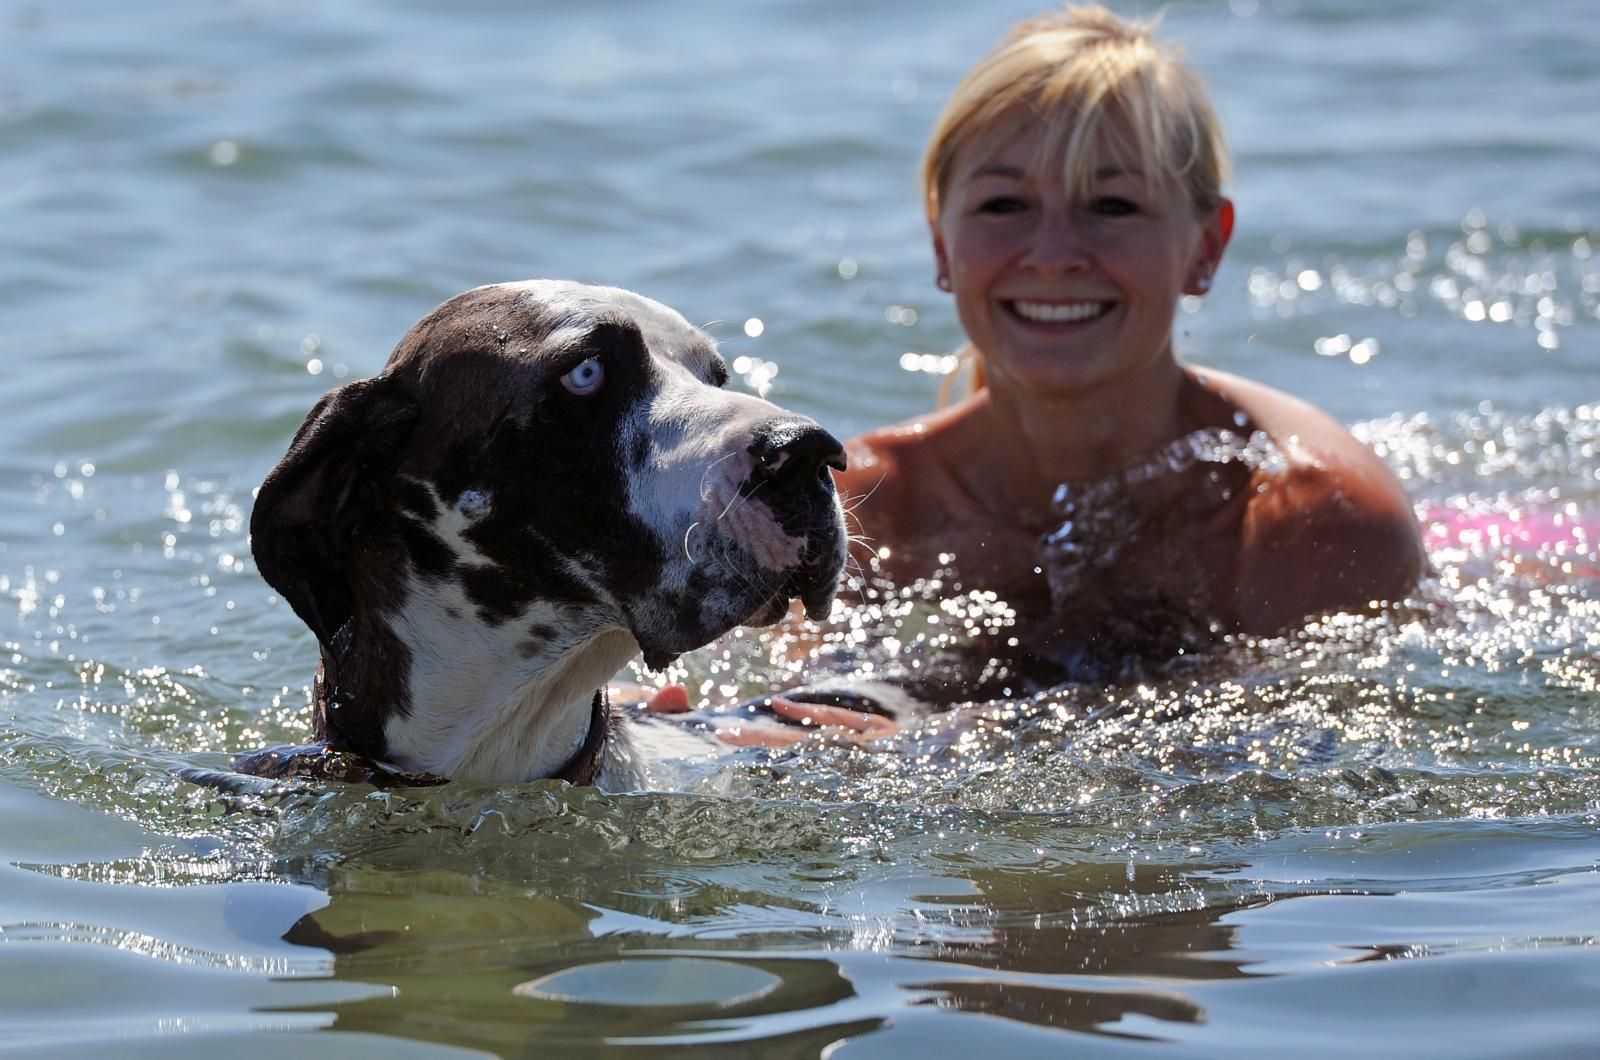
[1233,466,1424,633]
[1194,368,1425,630]
[835,400,988,572]
[837,401,980,506]
[836,424,910,512]
[1193,368,1397,483]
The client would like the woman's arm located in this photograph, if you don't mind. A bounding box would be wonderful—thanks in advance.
[1187,368,1424,633]
[1233,462,1424,633]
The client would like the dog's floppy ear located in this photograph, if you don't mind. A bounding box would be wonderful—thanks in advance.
[251,376,418,649]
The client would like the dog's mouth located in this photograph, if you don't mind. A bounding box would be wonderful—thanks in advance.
[637,544,843,672]
[747,566,834,628]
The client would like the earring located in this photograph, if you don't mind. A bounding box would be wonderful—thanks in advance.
[936,274,952,292]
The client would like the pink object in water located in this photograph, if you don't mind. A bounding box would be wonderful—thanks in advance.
[1419,502,1598,572]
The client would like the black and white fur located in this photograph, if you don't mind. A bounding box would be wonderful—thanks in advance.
[250,280,847,787]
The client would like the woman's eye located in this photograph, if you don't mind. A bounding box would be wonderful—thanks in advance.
[977,194,1029,215]
[560,357,605,396]
[1090,196,1139,216]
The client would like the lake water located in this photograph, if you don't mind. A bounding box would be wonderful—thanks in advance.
[3,0,1598,1055]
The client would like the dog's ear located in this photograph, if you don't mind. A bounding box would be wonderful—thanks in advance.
[250,376,418,649]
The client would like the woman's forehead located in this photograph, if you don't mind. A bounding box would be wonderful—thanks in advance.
[953,115,1151,187]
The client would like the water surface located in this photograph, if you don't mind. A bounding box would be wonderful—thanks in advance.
[3,0,1598,1055]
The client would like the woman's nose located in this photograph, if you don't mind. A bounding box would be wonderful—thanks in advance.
[1020,209,1090,274]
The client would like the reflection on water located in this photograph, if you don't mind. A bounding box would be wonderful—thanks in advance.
[276,890,876,1056]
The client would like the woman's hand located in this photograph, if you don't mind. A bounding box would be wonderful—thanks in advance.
[609,681,691,713]
[719,697,899,747]
[635,682,900,747]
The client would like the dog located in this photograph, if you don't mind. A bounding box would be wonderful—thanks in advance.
[242,280,848,789]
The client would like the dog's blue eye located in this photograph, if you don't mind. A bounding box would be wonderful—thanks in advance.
[561,357,605,396]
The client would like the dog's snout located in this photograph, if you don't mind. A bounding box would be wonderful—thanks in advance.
[749,422,846,486]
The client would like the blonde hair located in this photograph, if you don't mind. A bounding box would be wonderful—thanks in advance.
[925,4,1231,400]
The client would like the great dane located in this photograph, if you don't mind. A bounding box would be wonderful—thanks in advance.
[242,280,848,789]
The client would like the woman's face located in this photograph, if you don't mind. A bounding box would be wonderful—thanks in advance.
[933,119,1232,398]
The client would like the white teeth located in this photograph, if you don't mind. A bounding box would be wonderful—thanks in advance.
[1010,300,1110,323]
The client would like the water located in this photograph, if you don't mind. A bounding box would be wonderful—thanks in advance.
[3,0,1599,1054]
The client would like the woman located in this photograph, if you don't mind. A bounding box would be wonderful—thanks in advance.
[645,5,1423,734]
[836,4,1421,647]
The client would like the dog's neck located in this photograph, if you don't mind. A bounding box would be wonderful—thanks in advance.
[551,688,610,786]
[316,612,637,784]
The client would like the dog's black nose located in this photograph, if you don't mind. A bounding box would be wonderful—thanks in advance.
[749,421,847,486]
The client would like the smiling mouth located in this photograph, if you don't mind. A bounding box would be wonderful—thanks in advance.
[1005,300,1114,324]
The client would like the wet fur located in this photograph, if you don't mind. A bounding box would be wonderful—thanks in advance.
[249,281,847,786]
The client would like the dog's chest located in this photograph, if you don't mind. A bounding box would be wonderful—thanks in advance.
[378,559,635,781]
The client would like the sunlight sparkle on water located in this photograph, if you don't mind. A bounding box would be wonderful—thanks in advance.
[1245,211,1597,350]
[0,403,1596,871]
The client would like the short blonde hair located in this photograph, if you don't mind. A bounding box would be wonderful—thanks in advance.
[924,5,1230,401]
[923,4,1230,225]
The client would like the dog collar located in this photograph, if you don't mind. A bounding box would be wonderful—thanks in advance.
[553,689,609,787]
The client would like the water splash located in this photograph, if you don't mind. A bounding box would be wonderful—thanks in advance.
[0,406,1597,885]
[1041,426,1287,603]
[653,405,1600,829]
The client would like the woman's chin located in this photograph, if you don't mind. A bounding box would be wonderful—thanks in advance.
[980,331,1182,400]
[985,351,1120,397]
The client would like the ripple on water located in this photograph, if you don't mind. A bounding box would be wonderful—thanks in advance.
[0,406,1595,924]
[1246,211,1598,352]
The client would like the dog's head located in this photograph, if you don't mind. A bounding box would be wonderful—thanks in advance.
[251,281,846,772]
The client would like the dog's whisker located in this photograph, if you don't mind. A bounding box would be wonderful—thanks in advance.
[846,529,877,551]
[841,528,879,582]
[719,480,759,522]
[683,521,702,562]
[699,451,738,504]
[840,476,884,516]
[718,537,769,601]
